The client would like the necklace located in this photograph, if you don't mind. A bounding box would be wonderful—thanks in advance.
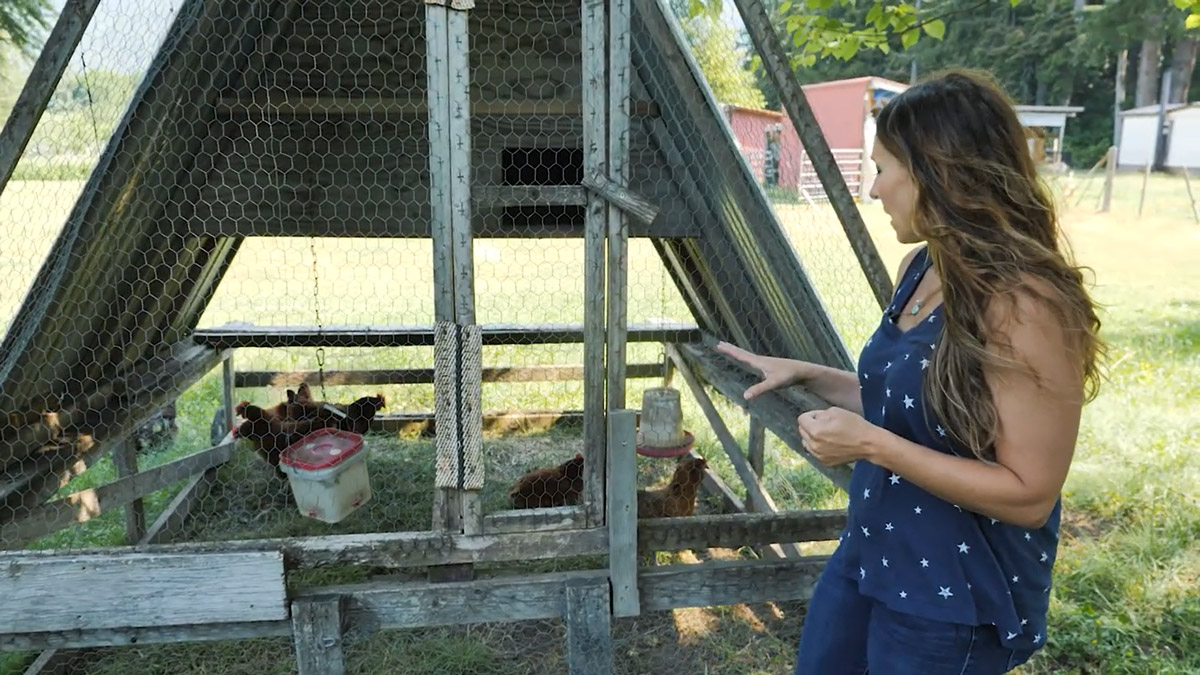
[909,287,941,315]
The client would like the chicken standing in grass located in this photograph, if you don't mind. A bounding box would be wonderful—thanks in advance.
[636,455,708,519]
[509,453,585,509]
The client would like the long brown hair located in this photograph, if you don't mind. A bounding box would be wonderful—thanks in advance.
[874,69,1106,461]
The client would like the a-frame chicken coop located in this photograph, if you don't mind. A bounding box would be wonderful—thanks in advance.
[0,0,892,671]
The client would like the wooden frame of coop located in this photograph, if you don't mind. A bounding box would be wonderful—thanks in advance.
[0,0,895,672]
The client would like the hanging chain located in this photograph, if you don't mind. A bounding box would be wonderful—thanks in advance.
[659,262,668,368]
[78,53,102,150]
[309,237,327,401]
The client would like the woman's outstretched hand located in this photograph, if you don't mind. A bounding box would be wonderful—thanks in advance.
[715,341,800,401]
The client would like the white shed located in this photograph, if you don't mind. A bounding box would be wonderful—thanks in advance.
[1117,102,1200,169]
[1165,105,1200,169]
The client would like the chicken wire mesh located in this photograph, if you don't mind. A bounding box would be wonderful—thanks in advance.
[0,0,879,671]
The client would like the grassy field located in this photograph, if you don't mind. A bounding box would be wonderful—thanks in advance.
[0,169,1196,674]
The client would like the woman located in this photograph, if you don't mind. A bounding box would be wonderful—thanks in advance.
[718,70,1105,674]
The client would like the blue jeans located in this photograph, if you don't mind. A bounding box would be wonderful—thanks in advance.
[795,567,1037,674]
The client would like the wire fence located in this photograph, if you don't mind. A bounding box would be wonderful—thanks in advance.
[2,0,1178,673]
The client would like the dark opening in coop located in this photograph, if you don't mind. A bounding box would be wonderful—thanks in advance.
[501,147,584,185]
[500,147,586,227]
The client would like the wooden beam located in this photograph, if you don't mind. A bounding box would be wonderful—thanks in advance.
[292,597,347,675]
[637,510,845,553]
[296,556,829,632]
[301,570,605,632]
[727,0,893,309]
[111,440,146,544]
[213,95,661,118]
[482,505,587,534]
[606,0,633,415]
[371,410,591,437]
[0,551,287,634]
[0,442,236,548]
[581,0,608,529]
[472,185,587,207]
[0,620,292,652]
[607,409,639,617]
[234,362,666,388]
[190,211,701,239]
[583,173,660,227]
[192,321,703,349]
[748,415,766,477]
[3,527,610,571]
[638,556,827,611]
[565,577,614,675]
[0,0,104,197]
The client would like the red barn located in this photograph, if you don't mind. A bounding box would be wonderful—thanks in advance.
[721,75,908,201]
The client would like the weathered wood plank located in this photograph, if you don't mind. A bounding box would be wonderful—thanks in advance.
[193,322,702,349]
[215,96,660,117]
[748,415,766,477]
[472,185,587,207]
[0,0,103,196]
[584,173,659,227]
[638,556,828,611]
[0,442,236,548]
[565,577,614,675]
[0,620,292,651]
[111,441,146,545]
[372,409,591,436]
[607,409,639,617]
[581,0,608,529]
[0,551,287,633]
[637,510,845,553]
[301,570,604,632]
[606,0,632,416]
[221,354,236,432]
[190,211,700,239]
[234,362,665,388]
[292,597,346,675]
[676,342,852,490]
[3,527,610,571]
[483,505,587,534]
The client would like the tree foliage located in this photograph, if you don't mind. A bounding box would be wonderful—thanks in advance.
[688,0,1199,66]
[0,0,52,55]
[670,0,769,106]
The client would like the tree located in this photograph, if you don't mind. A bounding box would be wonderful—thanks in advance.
[0,0,51,55]
[686,0,1200,66]
[669,0,768,107]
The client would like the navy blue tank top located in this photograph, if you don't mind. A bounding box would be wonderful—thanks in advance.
[828,245,1060,651]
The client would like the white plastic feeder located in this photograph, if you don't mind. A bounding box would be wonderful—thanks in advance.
[636,386,694,458]
[279,428,372,523]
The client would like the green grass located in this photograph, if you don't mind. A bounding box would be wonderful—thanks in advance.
[0,172,1197,673]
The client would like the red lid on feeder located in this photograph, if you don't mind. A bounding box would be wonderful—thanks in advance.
[280,428,365,471]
